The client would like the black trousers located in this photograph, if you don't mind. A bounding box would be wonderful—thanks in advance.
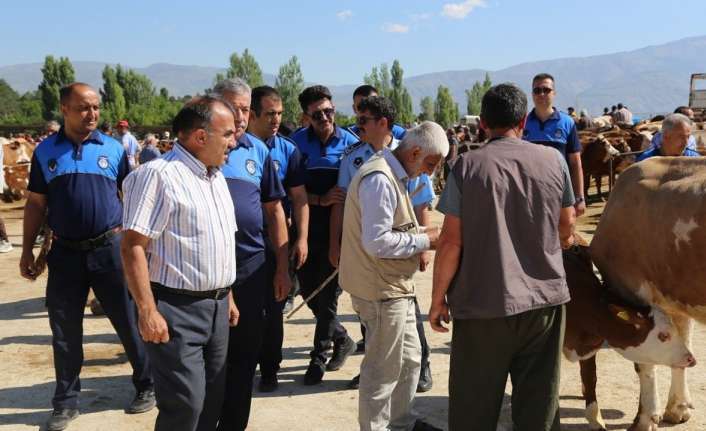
[219,260,269,431]
[296,242,347,363]
[146,290,230,431]
[45,235,152,410]
[258,253,286,379]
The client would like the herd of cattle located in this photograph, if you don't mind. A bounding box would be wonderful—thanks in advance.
[2,122,706,431]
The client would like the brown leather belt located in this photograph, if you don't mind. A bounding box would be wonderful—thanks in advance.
[151,282,231,300]
[53,226,122,251]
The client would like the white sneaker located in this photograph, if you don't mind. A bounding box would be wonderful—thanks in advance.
[0,240,13,253]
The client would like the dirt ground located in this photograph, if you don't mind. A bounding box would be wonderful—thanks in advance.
[1,198,705,431]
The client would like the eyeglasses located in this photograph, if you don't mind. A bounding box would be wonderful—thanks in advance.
[356,115,380,126]
[532,87,553,95]
[308,108,335,121]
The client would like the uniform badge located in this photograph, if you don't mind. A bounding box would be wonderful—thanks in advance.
[246,159,257,175]
[272,160,281,172]
[97,156,109,169]
[554,129,563,139]
[353,157,363,168]
[48,159,57,173]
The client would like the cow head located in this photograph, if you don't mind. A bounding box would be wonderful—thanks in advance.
[3,138,34,165]
[610,304,695,368]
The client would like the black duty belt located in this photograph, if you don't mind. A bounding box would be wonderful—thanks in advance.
[151,282,231,300]
[53,227,122,251]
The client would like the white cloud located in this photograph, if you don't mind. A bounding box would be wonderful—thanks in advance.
[382,23,410,33]
[410,13,431,22]
[441,0,486,19]
[336,10,353,21]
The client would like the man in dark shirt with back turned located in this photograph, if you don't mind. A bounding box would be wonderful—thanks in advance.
[431,83,576,431]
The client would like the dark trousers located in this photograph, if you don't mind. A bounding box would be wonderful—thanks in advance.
[449,305,565,431]
[146,290,230,431]
[360,297,430,367]
[296,242,347,363]
[219,261,269,431]
[258,254,286,379]
[0,215,8,241]
[45,235,152,410]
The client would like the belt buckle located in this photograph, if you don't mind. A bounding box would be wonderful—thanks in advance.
[211,289,222,300]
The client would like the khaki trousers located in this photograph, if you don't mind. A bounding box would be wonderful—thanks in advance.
[352,296,421,431]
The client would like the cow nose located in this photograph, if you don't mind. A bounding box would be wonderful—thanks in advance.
[686,354,697,368]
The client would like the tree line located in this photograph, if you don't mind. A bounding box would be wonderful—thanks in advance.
[0,53,493,129]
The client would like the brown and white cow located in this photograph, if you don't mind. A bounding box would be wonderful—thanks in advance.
[591,157,706,430]
[2,137,35,199]
[581,136,624,200]
[563,240,695,431]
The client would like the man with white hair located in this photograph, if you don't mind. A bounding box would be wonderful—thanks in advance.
[339,121,447,431]
[139,133,161,164]
[637,113,699,161]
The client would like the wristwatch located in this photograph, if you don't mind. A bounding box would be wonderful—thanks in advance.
[575,196,585,204]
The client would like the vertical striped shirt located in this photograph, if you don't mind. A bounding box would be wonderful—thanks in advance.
[122,143,238,291]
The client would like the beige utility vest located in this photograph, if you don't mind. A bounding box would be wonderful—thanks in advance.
[339,153,420,301]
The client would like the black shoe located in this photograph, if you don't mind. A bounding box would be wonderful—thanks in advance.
[326,336,356,371]
[412,419,442,431]
[46,409,79,431]
[259,374,279,393]
[347,374,360,390]
[417,363,433,393]
[355,338,365,353]
[126,389,156,414]
[282,296,294,314]
[304,360,325,385]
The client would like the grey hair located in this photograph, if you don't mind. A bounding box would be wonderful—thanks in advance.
[397,121,449,158]
[45,120,60,132]
[211,77,251,97]
[662,113,692,133]
[144,133,157,144]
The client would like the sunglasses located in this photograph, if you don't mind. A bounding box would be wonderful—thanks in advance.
[356,115,380,126]
[308,108,335,121]
[532,87,553,95]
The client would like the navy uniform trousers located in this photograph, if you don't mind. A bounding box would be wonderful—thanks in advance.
[45,234,152,410]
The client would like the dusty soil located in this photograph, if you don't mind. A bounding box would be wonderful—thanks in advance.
[1,198,705,431]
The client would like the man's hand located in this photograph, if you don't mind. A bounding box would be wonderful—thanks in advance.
[425,226,441,249]
[429,299,450,333]
[320,186,346,207]
[228,293,240,327]
[138,308,170,343]
[290,238,308,269]
[419,250,432,272]
[274,270,292,302]
[19,250,38,281]
[328,242,340,268]
[574,199,586,217]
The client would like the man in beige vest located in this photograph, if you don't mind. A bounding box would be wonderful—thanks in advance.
[339,121,448,431]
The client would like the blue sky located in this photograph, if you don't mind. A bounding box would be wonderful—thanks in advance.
[2,0,705,85]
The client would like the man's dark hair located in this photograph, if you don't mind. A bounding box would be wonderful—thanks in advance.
[251,86,281,116]
[617,103,624,110]
[172,95,234,136]
[568,106,575,113]
[674,106,691,115]
[356,96,396,131]
[603,107,609,114]
[611,105,617,111]
[480,83,528,129]
[532,73,555,86]
[298,85,332,112]
[99,121,112,133]
[353,85,378,99]
[59,82,93,104]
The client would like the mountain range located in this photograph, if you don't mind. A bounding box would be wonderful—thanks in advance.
[2,35,705,116]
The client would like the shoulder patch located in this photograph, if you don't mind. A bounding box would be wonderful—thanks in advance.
[353,157,364,168]
[343,141,365,156]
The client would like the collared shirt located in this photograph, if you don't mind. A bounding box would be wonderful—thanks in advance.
[291,125,358,243]
[264,133,307,188]
[358,149,430,258]
[119,131,140,169]
[636,146,700,162]
[647,132,697,151]
[523,108,581,157]
[138,145,161,164]
[347,123,407,141]
[28,128,129,241]
[338,138,435,207]
[613,108,633,124]
[222,133,285,281]
[122,142,237,291]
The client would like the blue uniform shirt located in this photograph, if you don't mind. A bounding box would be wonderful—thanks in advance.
[338,139,435,207]
[264,133,307,218]
[28,128,129,241]
[348,123,407,141]
[637,146,700,162]
[291,125,358,244]
[523,108,581,157]
[222,133,286,281]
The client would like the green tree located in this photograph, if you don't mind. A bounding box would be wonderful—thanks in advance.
[100,65,127,123]
[465,73,492,115]
[275,55,305,126]
[0,79,20,121]
[364,60,414,124]
[419,96,435,121]
[226,49,264,87]
[434,85,457,129]
[38,55,75,120]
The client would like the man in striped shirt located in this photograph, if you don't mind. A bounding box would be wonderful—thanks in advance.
[121,96,240,431]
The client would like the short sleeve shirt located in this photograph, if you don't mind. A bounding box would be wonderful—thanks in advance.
[28,128,129,240]
[523,108,581,157]
[636,146,700,162]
